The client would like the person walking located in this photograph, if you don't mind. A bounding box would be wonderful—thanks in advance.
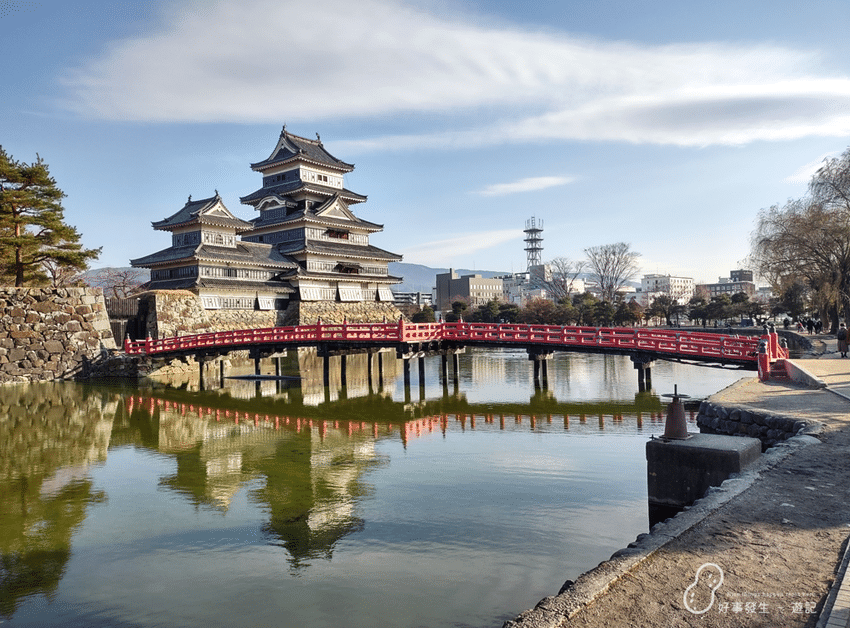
[838,322,848,358]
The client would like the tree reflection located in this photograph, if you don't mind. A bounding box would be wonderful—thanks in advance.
[0,383,113,621]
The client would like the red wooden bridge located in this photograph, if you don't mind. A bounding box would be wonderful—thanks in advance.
[123,320,787,379]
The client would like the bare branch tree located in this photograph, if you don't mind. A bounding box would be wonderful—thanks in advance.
[584,242,641,302]
[533,257,585,303]
[751,160,850,333]
[42,259,85,287]
[87,267,147,299]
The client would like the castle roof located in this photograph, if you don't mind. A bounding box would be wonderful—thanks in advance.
[251,127,354,173]
[151,193,253,232]
[277,239,403,262]
[130,241,299,269]
[248,196,384,232]
[140,277,295,294]
[240,181,367,207]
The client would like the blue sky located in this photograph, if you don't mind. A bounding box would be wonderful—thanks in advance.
[3,0,850,284]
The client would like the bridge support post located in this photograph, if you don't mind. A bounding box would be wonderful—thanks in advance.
[323,355,330,389]
[403,358,411,388]
[418,356,425,390]
[367,352,374,390]
[631,354,655,392]
[452,352,460,387]
[528,350,552,389]
[340,354,347,388]
[378,351,384,389]
[219,358,225,386]
[441,354,448,382]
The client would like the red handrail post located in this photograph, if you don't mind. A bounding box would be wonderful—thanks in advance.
[124,334,132,353]
[145,335,152,355]
[398,316,405,341]
[757,337,770,380]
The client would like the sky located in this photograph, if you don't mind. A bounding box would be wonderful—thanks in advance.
[3,0,850,285]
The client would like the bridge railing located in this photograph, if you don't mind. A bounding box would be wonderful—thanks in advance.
[124,320,770,366]
[438,322,761,362]
[124,321,411,355]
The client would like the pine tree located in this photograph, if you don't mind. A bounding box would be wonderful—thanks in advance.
[0,147,100,286]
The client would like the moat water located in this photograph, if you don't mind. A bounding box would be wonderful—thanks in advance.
[0,348,747,627]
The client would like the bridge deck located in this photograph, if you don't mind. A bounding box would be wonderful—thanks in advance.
[123,321,779,370]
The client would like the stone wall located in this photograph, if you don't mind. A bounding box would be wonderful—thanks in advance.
[140,291,279,339]
[287,300,404,325]
[0,287,116,384]
[696,400,809,448]
[140,291,405,338]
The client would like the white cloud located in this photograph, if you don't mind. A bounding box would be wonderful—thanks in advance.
[62,0,850,147]
[401,229,518,266]
[477,176,575,197]
[785,151,843,184]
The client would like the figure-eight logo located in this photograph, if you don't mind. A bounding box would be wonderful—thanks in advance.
[683,562,724,614]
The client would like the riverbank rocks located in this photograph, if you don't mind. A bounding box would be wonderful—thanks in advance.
[0,287,116,384]
[696,400,808,448]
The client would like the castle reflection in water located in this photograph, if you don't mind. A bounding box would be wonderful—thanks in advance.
[0,347,697,623]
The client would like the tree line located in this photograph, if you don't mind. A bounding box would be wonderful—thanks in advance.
[412,288,768,328]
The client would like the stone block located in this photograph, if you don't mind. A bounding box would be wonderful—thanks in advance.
[9,348,26,362]
[32,301,59,313]
[647,433,761,510]
[43,340,64,354]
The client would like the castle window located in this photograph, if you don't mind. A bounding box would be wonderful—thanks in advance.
[327,229,349,240]
[336,263,361,275]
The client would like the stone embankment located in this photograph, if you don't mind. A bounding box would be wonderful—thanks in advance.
[696,400,809,448]
[0,287,116,384]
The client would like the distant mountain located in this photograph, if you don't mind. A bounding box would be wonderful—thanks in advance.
[80,267,150,287]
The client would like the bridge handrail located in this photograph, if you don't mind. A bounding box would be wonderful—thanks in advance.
[123,321,769,365]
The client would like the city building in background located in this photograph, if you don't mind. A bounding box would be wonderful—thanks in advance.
[638,274,695,307]
[698,269,756,298]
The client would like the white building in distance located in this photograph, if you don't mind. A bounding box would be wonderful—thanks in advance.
[639,274,695,307]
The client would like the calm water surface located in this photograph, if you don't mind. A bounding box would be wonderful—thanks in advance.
[0,349,747,627]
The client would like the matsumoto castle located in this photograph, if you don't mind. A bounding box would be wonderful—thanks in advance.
[131,128,403,317]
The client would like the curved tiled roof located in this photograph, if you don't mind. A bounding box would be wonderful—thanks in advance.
[240,181,366,206]
[277,240,403,262]
[131,242,299,269]
[142,277,295,293]
[248,208,384,232]
[151,193,253,232]
[251,127,354,173]
[295,271,403,283]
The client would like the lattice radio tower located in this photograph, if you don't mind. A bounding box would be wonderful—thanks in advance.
[524,216,543,271]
